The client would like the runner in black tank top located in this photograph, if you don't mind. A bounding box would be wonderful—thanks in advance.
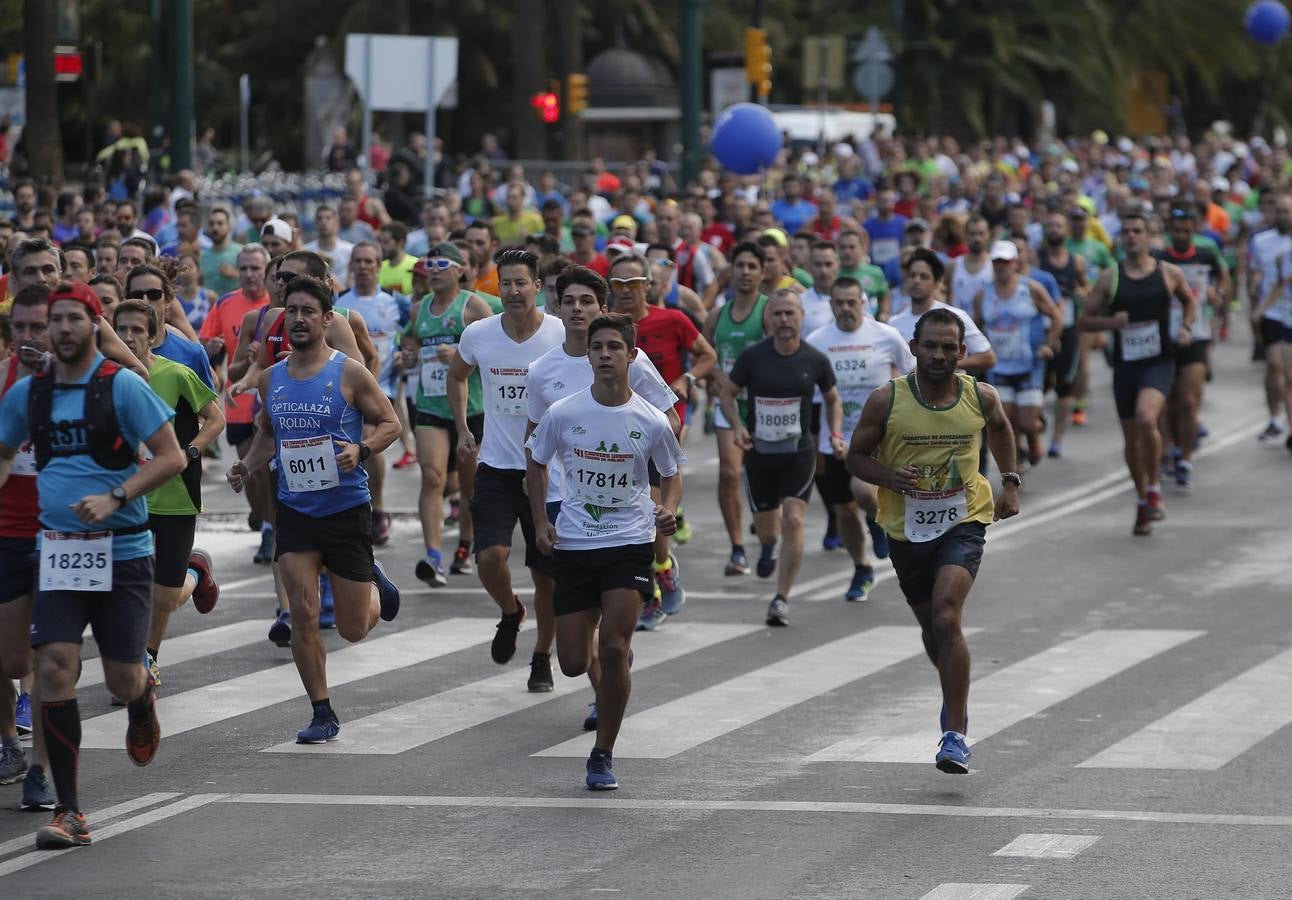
[1039,210,1091,458]
[1078,210,1195,536]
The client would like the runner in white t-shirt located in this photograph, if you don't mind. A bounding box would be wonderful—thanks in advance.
[450,249,565,677]
[887,249,998,374]
[526,312,684,792]
[806,277,914,602]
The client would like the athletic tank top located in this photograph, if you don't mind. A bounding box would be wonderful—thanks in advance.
[1040,249,1080,329]
[1110,260,1174,365]
[269,350,369,516]
[261,305,353,368]
[950,255,993,314]
[713,293,768,416]
[409,290,483,419]
[980,279,1039,375]
[876,373,994,542]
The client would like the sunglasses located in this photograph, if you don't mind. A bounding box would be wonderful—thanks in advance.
[571,227,593,237]
[272,271,297,284]
[609,276,648,287]
[126,288,166,301]
[423,257,459,270]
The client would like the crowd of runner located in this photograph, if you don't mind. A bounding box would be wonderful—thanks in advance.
[0,125,1288,846]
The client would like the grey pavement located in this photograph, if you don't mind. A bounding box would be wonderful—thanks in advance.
[1,328,1290,898]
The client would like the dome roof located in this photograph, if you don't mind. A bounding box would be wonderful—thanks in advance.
[586,48,677,108]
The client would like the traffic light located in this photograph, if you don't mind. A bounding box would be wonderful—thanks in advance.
[567,73,589,116]
[744,26,772,98]
[530,82,561,124]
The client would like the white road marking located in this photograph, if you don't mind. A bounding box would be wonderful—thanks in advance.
[0,792,182,860]
[808,629,1202,763]
[78,618,527,748]
[534,626,936,759]
[992,833,1100,859]
[1078,644,1292,770]
[920,884,1029,899]
[263,623,760,755]
[79,620,268,688]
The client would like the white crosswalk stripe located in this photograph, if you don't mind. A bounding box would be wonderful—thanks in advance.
[920,884,1029,899]
[533,625,937,760]
[262,623,760,755]
[80,620,266,689]
[79,618,524,749]
[992,833,1100,859]
[1077,644,1292,770]
[807,629,1202,764]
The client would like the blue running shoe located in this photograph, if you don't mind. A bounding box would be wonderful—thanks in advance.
[756,541,779,578]
[21,764,55,811]
[865,517,890,559]
[296,710,340,744]
[935,730,971,774]
[845,565,875,602]
[822,533,844,551]
[724,548,750,576]
[940,703,968,735]
[635,598,667,632]
[15,691,32,735]
[586,751,618,790]
[657,552,686,615]
[373,560,401,621]
[319,575,336,630]
[268,608,292,647]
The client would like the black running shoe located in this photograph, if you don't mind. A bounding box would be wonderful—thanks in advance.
[491,596,526,664]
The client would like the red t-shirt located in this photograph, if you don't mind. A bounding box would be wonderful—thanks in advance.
[701,222,734,256]
[200,289,270,423]
[0,357,39,537]
[810,215,843,241]
[572,251,610,278]
[634,306,698,419]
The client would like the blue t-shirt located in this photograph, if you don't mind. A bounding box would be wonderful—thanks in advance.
[770,199,817,236]
[1026,267,1061,302]
[156,330,215,390]
[833,176,874,212]
[0,354,175,560]
[864,215,908,270]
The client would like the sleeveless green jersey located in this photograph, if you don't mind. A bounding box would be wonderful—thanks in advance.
[405,290,482,418]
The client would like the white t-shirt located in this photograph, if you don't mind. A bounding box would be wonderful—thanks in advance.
[1252,228,1292,324]
[806,318,915,453]
[338,288,402,395]
[304,239,355,286]
[457,312,566,470]
[526,344,678,502]
[888,301,992,356]
[948,254,993,314]
[526,388,684,550]
[799,287,835,337]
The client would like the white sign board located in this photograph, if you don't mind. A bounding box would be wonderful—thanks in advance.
[0,87,26,127]
[710,67,747,118]
[344,34,458,112]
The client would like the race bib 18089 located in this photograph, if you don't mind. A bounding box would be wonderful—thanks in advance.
[754,396,801,442]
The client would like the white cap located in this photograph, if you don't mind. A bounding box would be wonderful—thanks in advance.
[1210,176,1229,193]
[989,240,1019,262]
[261,218,293,243]
[833,142,855,158]
[800,151,820,167]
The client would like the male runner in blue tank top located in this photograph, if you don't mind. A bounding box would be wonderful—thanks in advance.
[227,276,403,743]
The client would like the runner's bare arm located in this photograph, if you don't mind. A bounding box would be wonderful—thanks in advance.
[845,383,916,492]
[1030,281,1064,353]
[717,372,749,449]
[96,316,151,380]
[447,353,476,459]
[340,359,401,469]
[190,398,226,453]
[701,268,730,311]
[978,382,1020,520]
[321,313,364,363]
[1077,267,1126,331]
[656,471,682,535]
[0,442,14,492]
[822,385,847,458]
[166,299,199,341]
[678,286,707,321]
[228,374,276,490]
[227,308,262,383]
[74,421,185,525]
[1162,261,1197,336]
[525,455,555,553]
[686,333,717,380]
[1074,254,1090,299]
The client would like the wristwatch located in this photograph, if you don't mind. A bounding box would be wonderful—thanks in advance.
[186,445,202,462]
[110,486,129,507]
[1000,472,1023,487]
[358,443,372,462]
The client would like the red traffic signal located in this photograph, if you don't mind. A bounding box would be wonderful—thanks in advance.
[530,90,560,123]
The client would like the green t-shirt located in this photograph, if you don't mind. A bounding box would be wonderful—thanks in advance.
[1068,237,1114,278]
[839,263,890,300]
[714,293,768,421]
[476,290,504,315]
[200,242,243,297]
[404,290,483,419]
[792,266,814,289]
[145,356,218,516]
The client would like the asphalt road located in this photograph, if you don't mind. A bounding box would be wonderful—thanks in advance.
[1,327,1290,899]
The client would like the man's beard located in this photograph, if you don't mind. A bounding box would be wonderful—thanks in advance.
[54,332,94,363]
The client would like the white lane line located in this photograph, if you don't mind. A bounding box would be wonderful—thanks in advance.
[809,629,1202,763]
[214,792,1292,826]
[78,618,526,748]
[217,573,275,592]
[0,792,182,860]
[221,589,762,603]
[992,833,1100,859]
[799,415,1266,601]
[263,623,760,755]
[1078,645,1292,770]
[0,794,224,878]
[920,884,1029,899]
[534,626,939,759]
[79,620,267,689]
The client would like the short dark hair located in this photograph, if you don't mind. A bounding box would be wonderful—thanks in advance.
[123,236,157,260]
[280,249,331,278]
[830,275,864,297]
[555,264,609,308]
[495,247,539,280]
[282,275,334,313]
[540,198,563,213]
[730,241,765,267]
[792,230,816,244]
[13,283,51,310]
[811,239,839,255]
[913,307,965,342]
[125,263,174,299]
[645,242,675,261]
[608,253,648,277]
[13,237,60,274]
[587,312,637,350]
[88,274,123,299]
[62,243,93,266]
[113,298,159,338]
[1120,206,1149,227]
[380,221,408,242]
[527,234,560,256]
[465,220,496,240]
[543,255,572,283]
[906,246,945,281]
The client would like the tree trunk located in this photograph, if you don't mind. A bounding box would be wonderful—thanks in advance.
[511,0,546,160]
[23,0,63,188]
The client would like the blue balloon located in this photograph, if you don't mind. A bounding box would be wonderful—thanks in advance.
[710,103,781,175]
[1247,0,1290,45]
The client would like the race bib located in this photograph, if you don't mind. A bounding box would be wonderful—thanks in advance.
[567,445,636,507]
[830,349,880,389]
[279,435,340,492]
[754,396,801,442]
[987,326,1024,361]
[39,530,112,592]
[903,487,968,543]
[419,347,448,398]
[1062,297,1076,329]
[487,367,528,416]
[1120,320,1161,361]
[373,333,395,369]
[872,237,900,265]
[11,445,35,477]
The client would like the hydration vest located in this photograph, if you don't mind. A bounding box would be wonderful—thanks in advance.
[28,359,135,472]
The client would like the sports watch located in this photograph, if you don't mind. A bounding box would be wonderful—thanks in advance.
[1000,472,1022,487]
[110,486,129,507]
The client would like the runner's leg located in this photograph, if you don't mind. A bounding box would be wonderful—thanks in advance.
[716,428,745,546]
[776,497,808,600]
[594,589,643,754]
[279,551,329,701]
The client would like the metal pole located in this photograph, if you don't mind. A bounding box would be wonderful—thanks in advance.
[168,0,194,170]
[681,0,704,187]
[149,0,163,145]
[239,74,250,173]
[423,53,436,197]
[817,37,828,155]
[361,34,373,176]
